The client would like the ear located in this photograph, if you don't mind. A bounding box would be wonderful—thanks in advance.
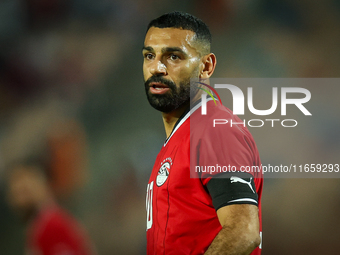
[199,53,216,79]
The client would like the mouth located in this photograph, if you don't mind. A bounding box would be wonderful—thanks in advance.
[149,82,170,94]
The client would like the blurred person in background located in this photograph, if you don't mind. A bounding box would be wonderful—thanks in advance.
[6,157,96,255]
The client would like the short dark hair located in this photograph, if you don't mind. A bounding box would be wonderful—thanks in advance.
[146,11,211,54]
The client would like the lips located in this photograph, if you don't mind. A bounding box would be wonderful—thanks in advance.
[149,82,170,94]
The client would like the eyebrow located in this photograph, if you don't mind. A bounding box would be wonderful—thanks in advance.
[142,46,188,57]
[142,46,154,52]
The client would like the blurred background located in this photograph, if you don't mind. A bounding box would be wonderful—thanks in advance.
[0,0,339,254]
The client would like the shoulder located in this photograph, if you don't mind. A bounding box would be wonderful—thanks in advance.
[40,206,83,237]
[191,100,254,143]
[191,100,261,171]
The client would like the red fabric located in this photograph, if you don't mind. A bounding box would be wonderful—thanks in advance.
[26,205,95,255]
[146,100,262,254]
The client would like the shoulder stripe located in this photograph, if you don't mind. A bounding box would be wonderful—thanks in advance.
[228,198,258,204]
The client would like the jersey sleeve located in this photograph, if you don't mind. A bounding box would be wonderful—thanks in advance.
[206,172,259,210]
[196,120,257,186]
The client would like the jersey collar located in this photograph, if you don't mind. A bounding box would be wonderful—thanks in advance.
[163,97,214,146]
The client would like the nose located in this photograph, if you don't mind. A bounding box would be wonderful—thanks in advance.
[150,60,167,76]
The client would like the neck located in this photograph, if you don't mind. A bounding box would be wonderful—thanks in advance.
[24,196,55,224]
[34,191,56,217]
[162,102,190,138]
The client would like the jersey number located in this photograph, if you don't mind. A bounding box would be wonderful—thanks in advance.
[146,181,154,230]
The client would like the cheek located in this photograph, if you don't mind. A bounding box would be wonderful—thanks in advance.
[143,64,150,80]
[172,63,199,81]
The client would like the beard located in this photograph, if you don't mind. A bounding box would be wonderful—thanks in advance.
[144,71,199,113]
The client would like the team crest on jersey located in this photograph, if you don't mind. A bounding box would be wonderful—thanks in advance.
[156,157,173,186]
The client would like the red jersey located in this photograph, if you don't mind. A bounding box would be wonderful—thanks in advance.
[26,204,95,255]
[146,99,263,254]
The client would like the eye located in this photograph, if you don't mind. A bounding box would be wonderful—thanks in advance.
[169,54,180,61]
[144,53,154,60]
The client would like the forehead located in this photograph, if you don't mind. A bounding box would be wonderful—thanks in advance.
[144,27,198,52]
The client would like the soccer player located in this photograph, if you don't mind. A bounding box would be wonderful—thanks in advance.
[143,11,263,254]
[6,158,96,255]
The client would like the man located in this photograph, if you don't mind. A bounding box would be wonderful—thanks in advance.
[143,11,262,255]
[6,158,96,255]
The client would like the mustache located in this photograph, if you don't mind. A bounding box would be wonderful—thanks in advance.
[145,76,176,90]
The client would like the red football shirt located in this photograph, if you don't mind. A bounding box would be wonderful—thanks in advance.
[26,204,95,255]
[146,99,263,254]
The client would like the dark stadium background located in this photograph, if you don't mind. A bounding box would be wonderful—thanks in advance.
[0,0,339,254]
